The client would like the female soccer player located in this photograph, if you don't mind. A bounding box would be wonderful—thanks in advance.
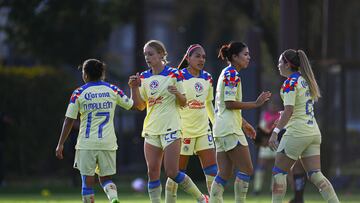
[128,40,208,203]
[268,49,340,203]
[210,41,271,203]
[165,44,217,203]
[56,59,135,203]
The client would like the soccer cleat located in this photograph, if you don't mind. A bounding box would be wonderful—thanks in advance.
[111,198,120,203]
[198,194,209,203]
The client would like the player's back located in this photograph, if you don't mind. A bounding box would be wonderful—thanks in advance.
[281,73,320,136]
[66,81,133,150]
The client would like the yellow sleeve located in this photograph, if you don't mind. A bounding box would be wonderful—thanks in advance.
[206,100,215,124]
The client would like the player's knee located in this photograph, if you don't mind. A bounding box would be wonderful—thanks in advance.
[307,170,330,189]
[82,175,95,188]
[82,175,95,196]
[165,168,179,179]
[98,176,111,185]
[147,167,160,179]
[272,167,288,194]
[203,164,218,176]
[243,165,254,175]
[236,171,251,182]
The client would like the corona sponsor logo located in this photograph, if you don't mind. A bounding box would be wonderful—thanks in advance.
[148,96,163,107]
[187,99,204,109]
[84,92,111,101]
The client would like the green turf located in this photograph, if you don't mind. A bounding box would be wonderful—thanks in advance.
[0,192,358,203]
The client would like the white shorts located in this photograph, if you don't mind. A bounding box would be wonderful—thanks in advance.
[144,131,181,150]
[214,133,248,152]
[74,149,116,177]
[180,134,215,155]
[277,135,321,160]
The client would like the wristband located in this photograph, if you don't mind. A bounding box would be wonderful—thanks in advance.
[273,127,280,134]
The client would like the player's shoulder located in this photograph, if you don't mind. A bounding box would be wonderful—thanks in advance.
[107,83,126,97]
[140,68,152,79]
[282,72,301,93]
[200,69,213,80]
[223,66,239,76]
[165,66,184,81]
[222,66,240,86]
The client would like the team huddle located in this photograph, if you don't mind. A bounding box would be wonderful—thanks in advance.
[55,40,340,203]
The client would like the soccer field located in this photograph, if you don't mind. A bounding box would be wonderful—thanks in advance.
[0,192,359,203]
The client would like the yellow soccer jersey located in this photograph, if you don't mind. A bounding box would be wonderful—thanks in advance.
[213,66,244,137]
[139,66,185,136]
[180,68,214,138]
[66,81,133,150]
[280,72,321,137]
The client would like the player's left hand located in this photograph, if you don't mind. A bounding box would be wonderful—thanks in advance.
[167,85,179,95]
[242,123,256,139]
[55,144,64,160]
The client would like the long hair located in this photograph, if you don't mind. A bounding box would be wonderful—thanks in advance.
[177,44,203,69]
[282,49,321,101]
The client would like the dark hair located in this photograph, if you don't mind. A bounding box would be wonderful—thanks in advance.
[218,41,247,62]
[281,49,321,101]
[281,49,300,71]
[80,59,106,81]
[177,44,203,69]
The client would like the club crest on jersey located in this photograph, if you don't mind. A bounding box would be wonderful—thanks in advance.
[194,82,203,93]
[149,80,159,90]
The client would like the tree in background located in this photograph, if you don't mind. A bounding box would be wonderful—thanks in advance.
[1,0,135,65]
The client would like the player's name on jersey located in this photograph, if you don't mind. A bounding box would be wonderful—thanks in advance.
[84,101,113,111]
[84,92,111,101]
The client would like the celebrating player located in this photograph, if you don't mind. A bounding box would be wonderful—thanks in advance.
[128,40,208,203]
[210,41,271,203]
[165,44,216,202]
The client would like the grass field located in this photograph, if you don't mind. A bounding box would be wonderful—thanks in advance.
[0,177,359,203]
[0,190,359,203]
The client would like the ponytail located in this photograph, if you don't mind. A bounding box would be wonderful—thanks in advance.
[218,42,247,62]
[177,54,188,69]
[297,50,321,101]
[218,44,230,61]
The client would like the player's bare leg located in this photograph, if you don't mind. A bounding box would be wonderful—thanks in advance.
[301,155,340,203]
[228,144,253,203]
[144,142,164,203]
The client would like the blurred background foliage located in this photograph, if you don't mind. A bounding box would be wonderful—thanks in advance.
[0,66,74,176]
[1,0,135,65]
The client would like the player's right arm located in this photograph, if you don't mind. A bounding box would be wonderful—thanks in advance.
[56,117,75,159]
[129,73,146,111]
[56,88,80,159]
[225,91,271,110]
